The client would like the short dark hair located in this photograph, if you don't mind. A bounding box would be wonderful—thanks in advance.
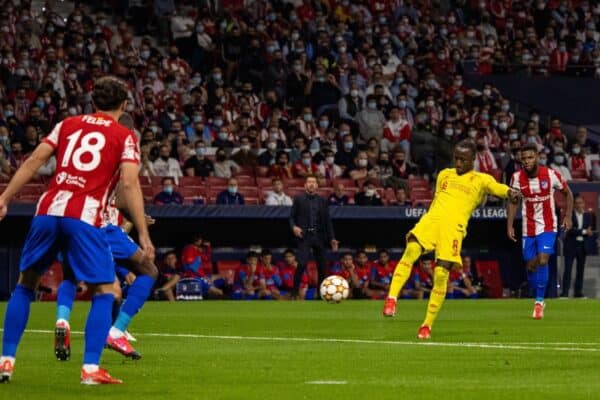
[305,173,318,181]
[261,249,272,256]
[521,143,538,154]
[246,251,259,259]
[378,248,389,255]
[162,177,175,185]
[92,76,129,112]
[455,139,476,155]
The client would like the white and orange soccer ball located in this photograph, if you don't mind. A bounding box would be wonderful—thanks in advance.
[319,275,350,303]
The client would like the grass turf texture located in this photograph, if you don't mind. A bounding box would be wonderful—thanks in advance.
[0,299,598,400]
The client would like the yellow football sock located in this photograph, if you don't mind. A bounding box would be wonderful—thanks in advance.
[387,241,423,299]
[423,267,450,327]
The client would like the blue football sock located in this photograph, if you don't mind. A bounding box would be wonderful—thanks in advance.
[2,285,35,357]
[83,293,113,365]
[56,280,77,322]
[536,265,549,302]
[111,298,122,324]
[115,275,154,332]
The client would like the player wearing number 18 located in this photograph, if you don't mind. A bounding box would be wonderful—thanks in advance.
[381,140,521,339]
[0,76,154,384]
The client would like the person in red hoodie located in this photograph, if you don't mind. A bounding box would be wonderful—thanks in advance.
[550,41,570,73]
[382,106,411,153]
[293,149,320,178]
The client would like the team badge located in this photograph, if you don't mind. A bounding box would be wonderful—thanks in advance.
[540,180,548,189]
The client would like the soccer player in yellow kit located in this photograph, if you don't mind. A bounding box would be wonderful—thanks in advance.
[382,140,521,339]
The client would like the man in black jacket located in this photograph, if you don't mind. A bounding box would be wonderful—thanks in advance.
[561,194,595,298]
[289,175,339,299]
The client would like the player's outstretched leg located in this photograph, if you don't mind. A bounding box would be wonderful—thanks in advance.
[0,279,36,383]
[418,266,450,339]
[384,240,423,317]
[55,280,77,361]
[106,266,156,360]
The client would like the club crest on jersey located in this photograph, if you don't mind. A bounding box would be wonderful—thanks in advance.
[56,171,67,185]
[540,180,548,189]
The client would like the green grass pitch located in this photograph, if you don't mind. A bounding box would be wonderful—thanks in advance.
[0,299,598,400]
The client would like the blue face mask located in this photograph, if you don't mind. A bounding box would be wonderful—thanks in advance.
[164,186,174,194]
[228,186,238,194]
[4,110,13,118]
[36,100,45,110]
[344,142,353,151]
[302,158,311,166]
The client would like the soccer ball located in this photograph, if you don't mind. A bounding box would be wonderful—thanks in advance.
[319,275,350,303]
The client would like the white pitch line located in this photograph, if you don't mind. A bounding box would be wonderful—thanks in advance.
[15,329,600,353]
[306,381,347,385]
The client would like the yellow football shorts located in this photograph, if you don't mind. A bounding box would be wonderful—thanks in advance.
[407,215,465,266]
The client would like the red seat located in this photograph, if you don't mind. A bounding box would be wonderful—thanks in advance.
[20,184,44,196]
[287,187,306,198]
[579,192,598,211]
[179,186,205,198]
[236,165,255,176]
[16,195,40,203]
[234,175,255,187]
[570,169,588,180]
[140,176,164,186]
[179,176,204,187]
[141,185,154,202]
[256,177,274,188]
[306,261,318,287]
[408,178,430,190]
[239,186,259,197]
[283,177,306,187]
[256,166,269,177]
[331,178,356,188]
[205,177,229,187]
[244,197,259,205]
[207,186,227,203]
[554,192,567,212]
[217,260,241,275]
[475,260,503,299]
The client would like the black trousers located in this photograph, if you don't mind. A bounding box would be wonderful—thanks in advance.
[562,243,586,297]
[292,232,327,297]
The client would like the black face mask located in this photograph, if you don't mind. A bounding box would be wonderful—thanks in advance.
[160,155,169,161]
[216,155,226,161]
[476,145,485,151]
[241,112,250,118]
[395,159,405,166]
[379,160,389,166]
[511,148,520,155]
[166,106,175,112]
[278,160,286,166]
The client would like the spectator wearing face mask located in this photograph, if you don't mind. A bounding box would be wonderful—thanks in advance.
[354,180,384,206]
[569,144,588,179]
[474,139,498,174]
[335,134,358,171]
[372,152,397,188]
[213,148,240,178]
[293,149,320,178]
[550,152,572,181]
[338,84,363,122]
[231,136,258,167]
[356,94,386,144]
[216,177,245,205]
[391,148,417,180]
[348,150,377,181]
[258,138,280,167]
[436,123,456,172]
[153,144,183,179]
[184,140,214,177]
[153,177,184,205]
[318,149,343,180]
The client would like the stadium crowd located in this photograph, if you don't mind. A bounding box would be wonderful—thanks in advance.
[1,0,600,207]
[153,234,481,300]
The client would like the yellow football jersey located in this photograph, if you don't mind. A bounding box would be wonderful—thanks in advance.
[426,168,510,229]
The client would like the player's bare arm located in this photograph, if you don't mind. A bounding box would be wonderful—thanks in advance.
[561,185,574,230]
[507,195,519,242]
[120,162,155,261]
[0,142,54,220]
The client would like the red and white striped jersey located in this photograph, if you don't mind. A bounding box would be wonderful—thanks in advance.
[510,166,566,237]
[36,113,139,227]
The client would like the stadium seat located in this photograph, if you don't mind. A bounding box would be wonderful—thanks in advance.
[207,186,227,203]
[205,176,229,187]
[306,261,318,286]
[179,186,205,198]
[316,188,331,198]
[571,170,588,180]
[179,176,203,187]
[287,187,306,198]
[554,192,567,212]
[234,175,255,187]
[217,260,242,275]
[20,184,44,196]
[474,260,503,299]
[579,192,598,211]
[141,185,154,202]
[15,194,40,203]
[236,165,255,176]
[408,178,430,190]
[282,177,306,188]
[256,177,274,188]
[244,197,260,205]
[332,178,356,188]
[487,169,503,182]
[256,166,269,177]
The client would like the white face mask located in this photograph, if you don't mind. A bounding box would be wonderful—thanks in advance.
[267,142,277,151]
[358,159,368,167]
[326,156,335,165]
[365,189,375,196]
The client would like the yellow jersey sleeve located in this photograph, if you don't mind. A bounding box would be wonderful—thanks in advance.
[434,169,449,195]
[482,173,510,198]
